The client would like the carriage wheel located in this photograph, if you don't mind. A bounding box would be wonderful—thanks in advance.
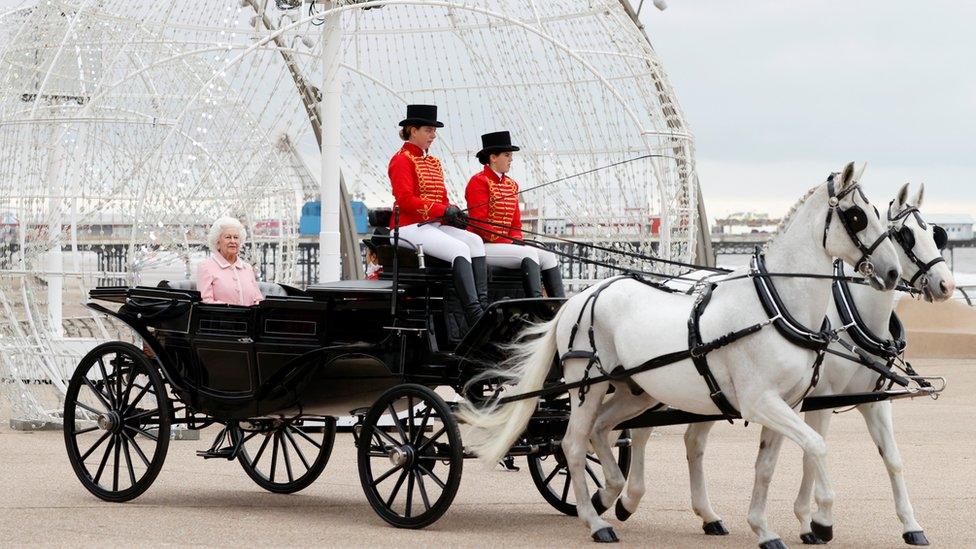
[527,430,632,516]
[63,341,171,502]
[357,384,463,529]
[236,416,336,494]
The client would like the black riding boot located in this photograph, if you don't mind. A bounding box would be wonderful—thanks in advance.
[452,257,484,325]
[471,255,490,310]
[521,258,543,298]
[541,266,565,297]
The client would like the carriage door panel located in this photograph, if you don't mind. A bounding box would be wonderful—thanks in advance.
[191,305,257,394]
[254,299,326,388]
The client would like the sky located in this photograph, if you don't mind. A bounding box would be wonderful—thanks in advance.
[639,0,975,219]
[3,0,971,222]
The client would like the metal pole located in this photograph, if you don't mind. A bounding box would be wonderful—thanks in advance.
[46,125,65,338]
[319,1,343,282]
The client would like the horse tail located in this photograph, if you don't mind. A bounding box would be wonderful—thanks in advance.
[456,304,567,465]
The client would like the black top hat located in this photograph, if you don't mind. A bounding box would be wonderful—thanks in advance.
[399,104,444,128]
[476,131,521,158]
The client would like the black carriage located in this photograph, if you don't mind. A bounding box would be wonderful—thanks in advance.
[63,209,630,528]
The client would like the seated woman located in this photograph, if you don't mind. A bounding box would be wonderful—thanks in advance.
[465,131,565,298]
[196,216,263,305]
[389,104,487,324]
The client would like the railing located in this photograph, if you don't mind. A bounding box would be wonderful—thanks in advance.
[956,286,976,306]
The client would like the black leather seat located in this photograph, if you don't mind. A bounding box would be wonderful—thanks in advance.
[363,208,532,346]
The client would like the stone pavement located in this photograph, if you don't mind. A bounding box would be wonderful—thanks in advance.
[1,359,974,548]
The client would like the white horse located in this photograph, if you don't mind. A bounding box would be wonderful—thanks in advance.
[458,162,902,547]
[674,182,954,546]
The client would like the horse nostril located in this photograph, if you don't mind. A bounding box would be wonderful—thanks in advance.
[886,269,899,286]
[941,280,955,296]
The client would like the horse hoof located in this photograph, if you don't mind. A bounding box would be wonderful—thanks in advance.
[800,532,826,545]
[903,531,930,546]
[591,492,609,516]
[703,520,729,536]
[759,538,788,549]
[810,521,833,542]
[614,499,632,521]
[592,527,619,543]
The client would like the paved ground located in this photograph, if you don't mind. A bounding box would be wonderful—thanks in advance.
[1,358,974,548]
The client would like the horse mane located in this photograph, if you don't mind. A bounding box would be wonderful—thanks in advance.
[763,183,821,252]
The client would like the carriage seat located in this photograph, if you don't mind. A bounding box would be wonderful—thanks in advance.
[365,207,531,291]
[159,279,287,298]
[307,279,400,299]
[366,208,453,272]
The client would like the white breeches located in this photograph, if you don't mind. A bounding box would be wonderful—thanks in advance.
[484,243,559,270]
[396,222,485,262]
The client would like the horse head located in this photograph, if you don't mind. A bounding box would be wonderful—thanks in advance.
[822,161,901,290]
[888,182,955,301]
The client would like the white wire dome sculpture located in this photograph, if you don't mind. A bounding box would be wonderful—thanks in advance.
[0,0,699,425]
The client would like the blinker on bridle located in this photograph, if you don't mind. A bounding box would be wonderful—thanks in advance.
[888,201,948,288]
[822,172,890,277]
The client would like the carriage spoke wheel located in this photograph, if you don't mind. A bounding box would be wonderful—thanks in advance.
[358,384,463,529]
[63,342,171,502]
[527,430,632,516]
[236,416,336,494]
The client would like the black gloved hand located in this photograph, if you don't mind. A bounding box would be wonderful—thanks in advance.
[443,205,467,229]
[443,205,461,224]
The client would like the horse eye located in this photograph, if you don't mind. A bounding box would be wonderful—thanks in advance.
[933,226,948,250]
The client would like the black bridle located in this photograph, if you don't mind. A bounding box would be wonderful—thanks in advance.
[821,173,892,277]
[888,202,948,288]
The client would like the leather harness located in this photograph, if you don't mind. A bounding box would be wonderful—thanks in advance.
[831,260,925,391]
[499,251,832,418]
[494,176,916,413]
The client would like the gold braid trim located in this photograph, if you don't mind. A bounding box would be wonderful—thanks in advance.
[487,174,519,240]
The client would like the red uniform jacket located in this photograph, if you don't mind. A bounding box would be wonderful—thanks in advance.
[465,166,522,244]
[388,142,449,227]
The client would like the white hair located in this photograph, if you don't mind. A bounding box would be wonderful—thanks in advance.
[208,216,247,253]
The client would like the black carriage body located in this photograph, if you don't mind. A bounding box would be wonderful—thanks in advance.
[87,267,563,421]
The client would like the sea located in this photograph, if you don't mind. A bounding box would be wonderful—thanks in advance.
[717,247,976,291]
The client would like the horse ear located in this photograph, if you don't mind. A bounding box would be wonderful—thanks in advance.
[839,161,856,190]
[853,162,867,183]
[895,182,910,209]
[912,182,925,208]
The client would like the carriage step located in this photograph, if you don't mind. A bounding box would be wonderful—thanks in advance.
[195,447,237,460]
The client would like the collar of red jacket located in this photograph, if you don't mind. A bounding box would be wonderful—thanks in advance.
[401,142,428,158]
[482,165,509,183]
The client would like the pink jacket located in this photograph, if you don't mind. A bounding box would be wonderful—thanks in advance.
[196,254,263,306]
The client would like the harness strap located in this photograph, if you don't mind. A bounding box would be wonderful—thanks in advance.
[561,274,680,403]
[753,252,832,350]
[789,347,827,408]
[500,309,773,406]
[908,256,946,286]
[832,260,906,356]
[688,283,740,419]
[824,339,910,386]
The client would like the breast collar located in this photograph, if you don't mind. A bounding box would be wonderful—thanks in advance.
[832,260,907,358]
[751,252,831,351]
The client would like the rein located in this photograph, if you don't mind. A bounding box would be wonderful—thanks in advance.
[463,215,908,291]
